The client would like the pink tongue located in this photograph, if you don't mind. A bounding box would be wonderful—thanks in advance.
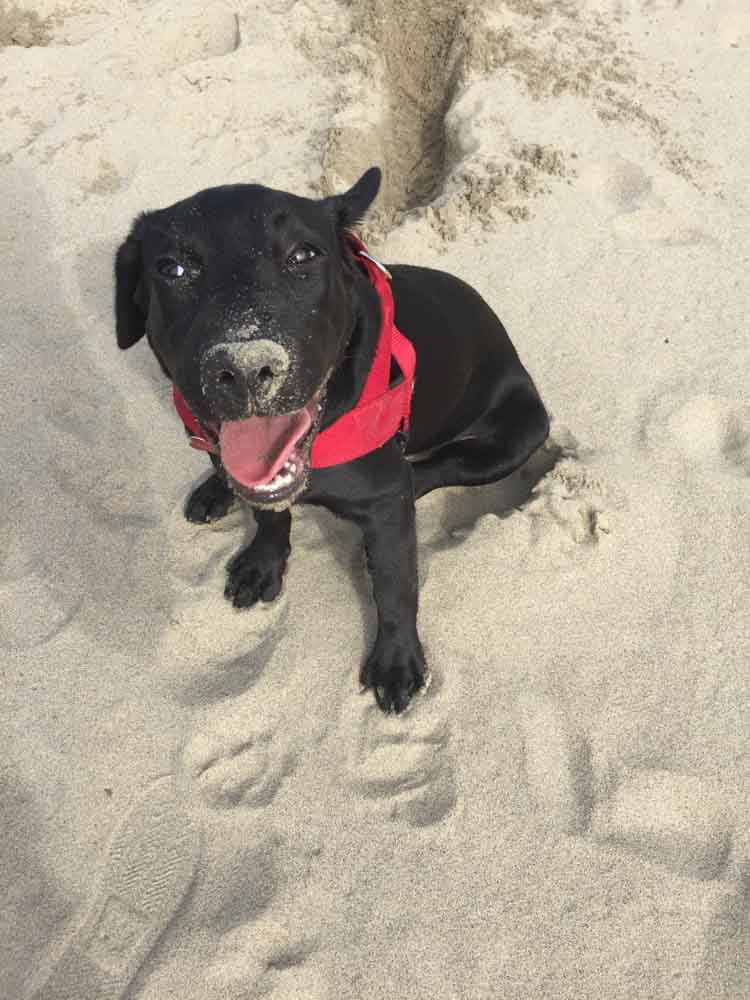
[219,408,312,487]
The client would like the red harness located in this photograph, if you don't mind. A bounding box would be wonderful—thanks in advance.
[172,235,416,469]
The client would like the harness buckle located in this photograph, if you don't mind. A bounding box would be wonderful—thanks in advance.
[357,250,393,281]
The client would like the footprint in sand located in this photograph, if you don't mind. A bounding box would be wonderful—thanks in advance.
[0,568,82,648]
[591,767,734,881]
[430,429,612,576]
[535,743,750,988]
[667,395,750,476]
[518,694,594,835]
[157,500,288,703]
[417,433,606,581]
[581,154,704,244]
[181,704,297,810]
[199,915,328,1000]
[468,692,749,996]
[29,777,201,1000]
[342,683,458,828]
[582,154,653,212]
[462,450,612,576]
[612,197,704,245]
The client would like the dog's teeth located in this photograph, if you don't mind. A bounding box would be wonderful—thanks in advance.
[252,461,300,495]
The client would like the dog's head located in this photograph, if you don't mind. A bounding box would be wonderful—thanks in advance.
[114,167,381,507]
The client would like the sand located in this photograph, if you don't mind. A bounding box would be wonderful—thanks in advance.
[1,0,749,997]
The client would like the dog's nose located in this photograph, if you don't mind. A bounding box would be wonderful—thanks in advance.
[200,340,290,414]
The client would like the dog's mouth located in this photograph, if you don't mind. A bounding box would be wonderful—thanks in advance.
[214,390,326,507]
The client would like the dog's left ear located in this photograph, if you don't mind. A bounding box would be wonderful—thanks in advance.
[328,166,382,230]
[114,214,149,350]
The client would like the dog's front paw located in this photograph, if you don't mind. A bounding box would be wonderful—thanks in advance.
[185,475,236,524]
[224,541,289,609]
[361,632,428,715]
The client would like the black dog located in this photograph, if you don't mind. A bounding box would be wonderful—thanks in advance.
[114,167,549,714]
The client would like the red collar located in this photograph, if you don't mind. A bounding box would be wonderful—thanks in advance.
[172,235,415,470]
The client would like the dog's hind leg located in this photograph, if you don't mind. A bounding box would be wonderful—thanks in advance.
[410,384,549,500]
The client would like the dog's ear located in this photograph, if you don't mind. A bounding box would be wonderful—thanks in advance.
[329,166,382,230]
[114,215,149,350]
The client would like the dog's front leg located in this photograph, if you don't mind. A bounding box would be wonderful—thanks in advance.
[185,471,236,524]
[185,455,242,525]
[225,508,292,608]
[358,472,427,714]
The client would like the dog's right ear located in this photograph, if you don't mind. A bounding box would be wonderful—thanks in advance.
[114,214,148,350]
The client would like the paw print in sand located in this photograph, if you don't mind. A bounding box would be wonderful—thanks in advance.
[156,500,288,703]
[182,709,296,811]
[342,677,458,828]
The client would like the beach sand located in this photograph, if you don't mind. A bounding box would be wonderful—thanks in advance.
[1,1,749,997]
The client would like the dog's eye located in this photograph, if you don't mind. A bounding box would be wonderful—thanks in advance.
[156,257,186,279]
[287,244,319,268]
